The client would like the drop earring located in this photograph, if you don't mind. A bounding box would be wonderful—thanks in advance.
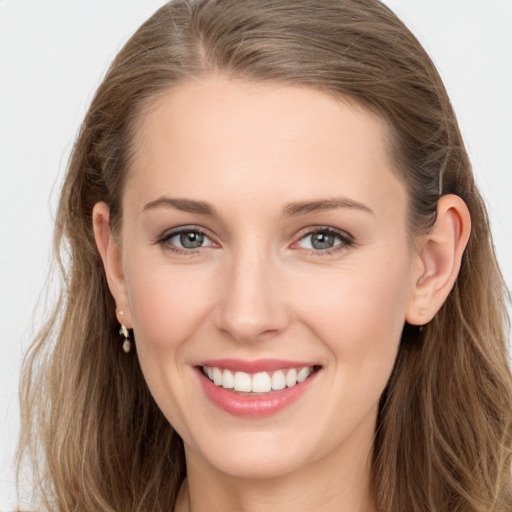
[120,324,131,353]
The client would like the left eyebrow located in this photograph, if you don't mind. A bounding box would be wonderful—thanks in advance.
[282,197,375,217]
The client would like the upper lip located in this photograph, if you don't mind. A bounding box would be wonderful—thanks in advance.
[196,358,318,373]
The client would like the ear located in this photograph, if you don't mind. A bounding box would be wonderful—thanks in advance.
[406,194,471,325]
[92,202,133,328]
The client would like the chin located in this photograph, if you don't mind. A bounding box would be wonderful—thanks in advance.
[205,449,307,480]
[184,426,324,480]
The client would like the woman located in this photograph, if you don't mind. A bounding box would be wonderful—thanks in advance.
[17,0,512,510]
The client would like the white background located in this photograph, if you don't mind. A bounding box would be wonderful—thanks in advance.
[1,1,511,509]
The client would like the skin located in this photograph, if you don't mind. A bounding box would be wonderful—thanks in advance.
[93,76,470,512]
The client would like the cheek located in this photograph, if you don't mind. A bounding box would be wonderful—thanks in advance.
[295,248,411,366]
[296,255,411,432]
[122,259,217,436]
[125,258,215,353]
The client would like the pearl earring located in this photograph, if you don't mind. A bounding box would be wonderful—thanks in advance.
[119,324,131,353]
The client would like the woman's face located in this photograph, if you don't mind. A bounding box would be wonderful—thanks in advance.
[115,76,419,479]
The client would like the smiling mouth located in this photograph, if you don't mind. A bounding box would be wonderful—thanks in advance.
[201,365,320,394]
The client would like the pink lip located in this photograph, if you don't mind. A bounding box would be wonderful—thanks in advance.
[195,363,320,418]
[197,358,315,373]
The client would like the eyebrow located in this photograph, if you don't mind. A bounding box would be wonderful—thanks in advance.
[282,198,375,217]
[142,196,374,218]
[143,197,218,216]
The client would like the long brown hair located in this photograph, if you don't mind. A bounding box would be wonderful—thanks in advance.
[18,1,512,510]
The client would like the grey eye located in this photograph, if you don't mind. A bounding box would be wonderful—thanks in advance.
[179,231,205,249]
[296,229,349,252]
[310,232,336,250]
[161,228,215,252]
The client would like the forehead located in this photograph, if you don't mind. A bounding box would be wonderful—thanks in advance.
[127,75,406,219]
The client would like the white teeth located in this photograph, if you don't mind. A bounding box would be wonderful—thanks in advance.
[297,366,312,382]
[271,370,286,390]
[213,367,223,386]
[222,369,234,389]
[252,372,272,393]
[286,368,297,388]
[234,371,252,392]
[203,365,315,393]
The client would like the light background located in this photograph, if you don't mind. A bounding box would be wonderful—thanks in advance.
[1,0,511,509]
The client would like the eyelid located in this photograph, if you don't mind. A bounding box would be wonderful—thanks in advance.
[291,226,355,253]
[153,225,218,252]
[153,224,354,256]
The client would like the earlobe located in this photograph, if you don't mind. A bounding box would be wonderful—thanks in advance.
[92,202,133,328]
[406,194,471,326]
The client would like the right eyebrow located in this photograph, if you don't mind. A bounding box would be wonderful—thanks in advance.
[142,196,218,216]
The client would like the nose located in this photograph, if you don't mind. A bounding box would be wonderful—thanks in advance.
[214,247,290,343]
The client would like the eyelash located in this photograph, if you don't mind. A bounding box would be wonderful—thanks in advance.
[154,226,354,256]
[154,225,216,255]
[294,226,355,256]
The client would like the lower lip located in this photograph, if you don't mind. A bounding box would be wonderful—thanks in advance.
[197,368,319,418]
